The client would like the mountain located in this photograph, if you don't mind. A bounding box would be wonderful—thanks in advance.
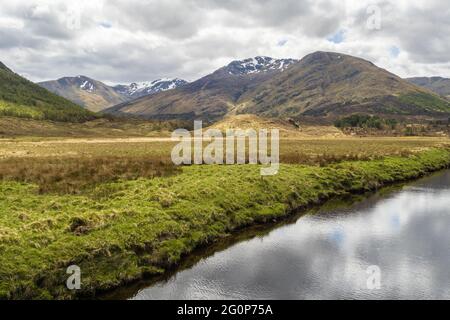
[407,77,450,100]
[236,52,450,120]
[225,56,298,75]
[113,78,188,99]
[104,56,298,120]
[39,76,128,112]
[39,77,188,112]
[0,62,96,122]
[105,52,450,122]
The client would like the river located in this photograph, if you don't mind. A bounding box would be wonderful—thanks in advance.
[110,170,450,300]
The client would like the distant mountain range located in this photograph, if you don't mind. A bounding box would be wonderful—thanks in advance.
[113,79,188,99]
[0,62,95,122]
[407,77,450,100]
[105,52,450,122]
[38,77,188,112]
[1,52,450,125]
[105,56,299,120]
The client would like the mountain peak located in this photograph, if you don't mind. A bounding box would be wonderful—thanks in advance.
[300,51,378,69]
[104,51,450,121]
[39,75,187,112]
[225,56,298,75]
[113,78,188,97]
[300,51,348,65]
[55,76,97,93]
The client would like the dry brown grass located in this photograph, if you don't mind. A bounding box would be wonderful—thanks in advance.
[0,135,448,195]
[208,114,345,138]
[0,156,178,194]
[0,117,193,138]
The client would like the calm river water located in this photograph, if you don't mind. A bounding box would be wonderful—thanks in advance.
[113,171,450,300]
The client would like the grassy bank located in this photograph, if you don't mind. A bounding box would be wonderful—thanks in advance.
[1,147,450,299]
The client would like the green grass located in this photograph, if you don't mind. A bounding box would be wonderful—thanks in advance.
[1,147,450,299]
[0,98,96,123]
[0,66,96,122]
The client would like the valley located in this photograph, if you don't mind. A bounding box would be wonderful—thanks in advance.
[1,51,450,300]
[1,134,449,299]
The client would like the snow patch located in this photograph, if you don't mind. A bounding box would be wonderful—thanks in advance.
[227,56,298,75]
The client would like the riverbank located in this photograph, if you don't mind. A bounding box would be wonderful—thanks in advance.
[1,147,450,299]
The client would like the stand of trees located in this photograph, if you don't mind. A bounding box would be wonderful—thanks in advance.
[335,114,398,129]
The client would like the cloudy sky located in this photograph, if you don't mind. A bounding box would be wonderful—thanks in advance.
[0,0,449,84]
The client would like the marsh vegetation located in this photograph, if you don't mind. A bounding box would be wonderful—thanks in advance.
[1,135,449,299]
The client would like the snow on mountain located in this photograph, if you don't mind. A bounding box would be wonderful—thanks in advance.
[79,78,95,92]
[225,56,299,76]
[114,78,188,98]
[38,75,187,111]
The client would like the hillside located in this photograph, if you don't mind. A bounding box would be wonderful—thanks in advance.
[105,56,298,120]
[208,114,344,138]
[0,61,12,72]
[39,77,188,112]
[39,76,128,112]
[0,62,96,122]
[407,77,450,100]
[237,52,450,121]
[105,52,450,123]
[0,116,193,138]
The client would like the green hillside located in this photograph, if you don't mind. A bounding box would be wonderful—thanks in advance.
[0,62,96,122]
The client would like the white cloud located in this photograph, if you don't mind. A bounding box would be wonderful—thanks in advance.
[0,0,449,84]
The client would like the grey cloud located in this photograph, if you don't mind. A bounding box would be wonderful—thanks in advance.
[104,0,206,39]
[104,0,345,40]
[0,28,48,49]
[395,4,450,63]
[23,5,74,39]
[350,1,450,64]
[5,2,78,40]
[0,0,449,84]
[28,39,190,83]
[202,0,345,38]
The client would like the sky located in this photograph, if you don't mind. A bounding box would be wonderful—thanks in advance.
[0,0,449,84]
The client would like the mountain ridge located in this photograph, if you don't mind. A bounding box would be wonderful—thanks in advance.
[105,52,450,122]
[113,78,188,99]
[39,76,188,112]
[236,51,445,118]
[104,56,299,120]
[407,77,450,100]
[39,76,128,112]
